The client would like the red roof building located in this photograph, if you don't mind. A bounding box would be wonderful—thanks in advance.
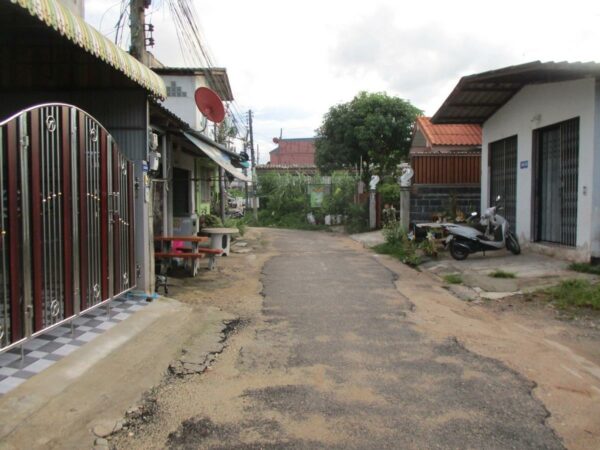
[269,138,316,166]
[411,116,481,154]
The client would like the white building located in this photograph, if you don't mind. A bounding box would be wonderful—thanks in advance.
[153,67,234,137]
[432,61,600,262]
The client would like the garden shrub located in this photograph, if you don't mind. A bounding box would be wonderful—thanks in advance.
[255,171,364,231]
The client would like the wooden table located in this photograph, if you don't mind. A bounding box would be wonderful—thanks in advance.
[200,227,239,256]
[154,235,219,278]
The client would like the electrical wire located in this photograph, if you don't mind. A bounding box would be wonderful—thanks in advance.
[107,0,252,150]
[166,0,249,138]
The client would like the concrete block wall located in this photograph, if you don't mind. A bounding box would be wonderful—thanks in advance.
[410,184,480,223]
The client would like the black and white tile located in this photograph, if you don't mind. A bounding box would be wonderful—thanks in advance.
[0,294,150,395]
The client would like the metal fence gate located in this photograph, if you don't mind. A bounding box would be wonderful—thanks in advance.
[533,118,579,246]
[0,104,135,351]
[489,135,517,228]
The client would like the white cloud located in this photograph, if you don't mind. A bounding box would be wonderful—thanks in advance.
[85,0,600,163]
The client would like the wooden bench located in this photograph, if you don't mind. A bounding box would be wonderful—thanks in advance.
[154,236,222,294]
[155,247,223,272]
[154,247,223,270]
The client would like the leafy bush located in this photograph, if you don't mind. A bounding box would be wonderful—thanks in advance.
[418,232,439,257]
[378,181,400,206]
[382,221,407,245]
[322,172,358,216]
[223,217,247,236]
[375,221,421,266]
[200,214,222,228]
[255,171,364,231]
[547,279,600,310]
[344,202,369,234]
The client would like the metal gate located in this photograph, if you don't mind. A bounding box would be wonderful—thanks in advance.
[489,136,517,228]
[0,104,135,351]
[533,118,579,246]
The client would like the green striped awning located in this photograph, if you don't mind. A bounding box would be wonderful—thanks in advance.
[9,0,167,99]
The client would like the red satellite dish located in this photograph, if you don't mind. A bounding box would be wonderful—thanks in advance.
[194,87,225,123]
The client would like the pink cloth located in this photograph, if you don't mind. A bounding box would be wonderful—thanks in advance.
[172,240,186,252]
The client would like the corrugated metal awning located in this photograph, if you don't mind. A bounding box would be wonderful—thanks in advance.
[431,61,600,124]
[9,0,167,99]
[183,132,251,183]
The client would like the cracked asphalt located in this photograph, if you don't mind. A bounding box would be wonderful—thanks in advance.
[121,229,565,449]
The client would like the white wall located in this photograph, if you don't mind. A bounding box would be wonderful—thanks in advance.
[482,78,598,258]
[592,79,600,259]
[160,74,213,133]
[160,75,198,130]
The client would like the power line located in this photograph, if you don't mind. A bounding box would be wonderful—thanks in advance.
[165,0,249,138]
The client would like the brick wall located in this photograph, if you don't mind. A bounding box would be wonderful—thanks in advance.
[410,184,480,222]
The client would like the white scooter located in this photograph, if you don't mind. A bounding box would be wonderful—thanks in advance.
[442,197,521,260]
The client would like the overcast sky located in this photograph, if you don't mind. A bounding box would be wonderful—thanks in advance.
[86,0,600,163]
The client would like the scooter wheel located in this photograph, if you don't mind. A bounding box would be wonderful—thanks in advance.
[507,232,521,255]
[449,241,469,260]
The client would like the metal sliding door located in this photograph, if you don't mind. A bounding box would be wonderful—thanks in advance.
[489,136,517,228]
[0,104,136,351]
[534,118,579,246]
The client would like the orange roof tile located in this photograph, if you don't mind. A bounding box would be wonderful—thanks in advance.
[417,116,481,147]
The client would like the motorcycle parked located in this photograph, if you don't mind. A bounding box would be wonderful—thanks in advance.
[442,197,521,260]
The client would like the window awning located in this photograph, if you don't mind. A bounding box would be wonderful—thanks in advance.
[9,0,167,100]
[183,132,251,183]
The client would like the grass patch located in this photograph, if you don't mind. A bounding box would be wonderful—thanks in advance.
[373,242,421,267]
[443,274,463,284]
[547,279,600,310]
[489,269,516,279]
[568,262,600,276]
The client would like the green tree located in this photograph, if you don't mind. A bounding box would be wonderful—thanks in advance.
[315,92,421,181]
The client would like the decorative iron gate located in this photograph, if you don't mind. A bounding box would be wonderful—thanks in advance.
[533,118,579,246]
[489,136,517,228]
[0,104,135,351]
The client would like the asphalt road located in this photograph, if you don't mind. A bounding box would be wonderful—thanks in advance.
[167,229,564,449]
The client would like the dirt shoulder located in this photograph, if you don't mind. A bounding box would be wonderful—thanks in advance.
[372,252,600,450]
[110,228,277,449]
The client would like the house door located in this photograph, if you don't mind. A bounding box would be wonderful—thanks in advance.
[535,118,579,246]
[489,136,517,228]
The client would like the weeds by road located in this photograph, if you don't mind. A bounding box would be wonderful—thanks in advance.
[443,273,463,284]
[546,279,600,310]
[569,262,600,276]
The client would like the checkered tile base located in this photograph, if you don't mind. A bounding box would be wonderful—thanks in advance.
[0,294,150,395]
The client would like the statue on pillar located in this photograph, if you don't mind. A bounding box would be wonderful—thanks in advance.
[369,174,380,191]
[397,163,413,231]
[397,163,414,187]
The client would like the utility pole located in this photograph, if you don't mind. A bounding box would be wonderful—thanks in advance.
[248,110,258,221]
[130,0,148,63]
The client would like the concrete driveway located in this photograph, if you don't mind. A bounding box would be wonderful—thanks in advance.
[421,249,594,298]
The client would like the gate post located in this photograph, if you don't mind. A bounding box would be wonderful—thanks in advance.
[369,175,380,230]
[398,163,414,232]
[133,162,154,293]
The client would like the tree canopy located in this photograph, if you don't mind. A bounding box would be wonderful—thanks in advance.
[315,92,421,179]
